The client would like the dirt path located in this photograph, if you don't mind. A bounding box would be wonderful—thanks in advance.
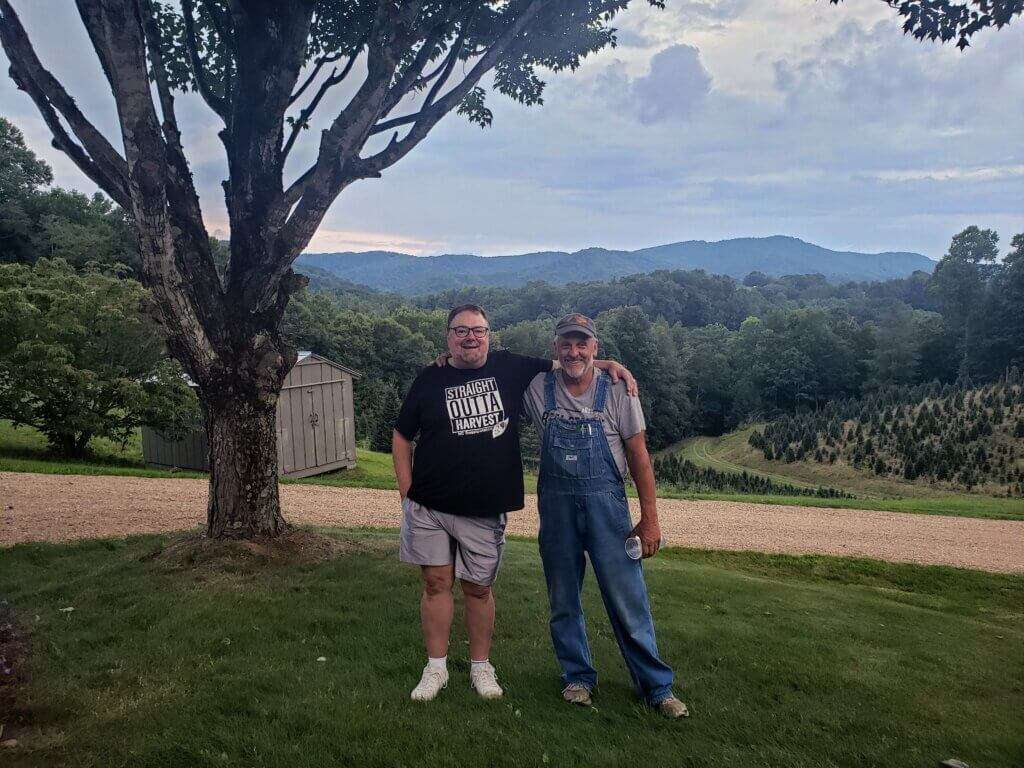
[2,471,1023,573]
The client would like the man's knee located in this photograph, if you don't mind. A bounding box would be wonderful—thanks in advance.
[460,580,492,600]
[421,567,454,596]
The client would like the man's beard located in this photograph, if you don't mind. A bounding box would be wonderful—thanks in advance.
[561,359,593,380]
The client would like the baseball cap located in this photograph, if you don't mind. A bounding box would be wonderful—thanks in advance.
[554,313,597,339]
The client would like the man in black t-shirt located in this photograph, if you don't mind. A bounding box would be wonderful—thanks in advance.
[393,303,633,703]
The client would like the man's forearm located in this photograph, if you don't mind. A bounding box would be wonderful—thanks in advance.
[625,438,658,520]
[392,429,414,498]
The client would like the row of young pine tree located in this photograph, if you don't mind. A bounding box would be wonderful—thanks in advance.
[651,454,852,498]
[748,369,1024,496]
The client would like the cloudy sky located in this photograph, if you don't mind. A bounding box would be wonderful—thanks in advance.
[2,1,1022,259]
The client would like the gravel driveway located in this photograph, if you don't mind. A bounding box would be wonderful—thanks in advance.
[2,471,1023,573]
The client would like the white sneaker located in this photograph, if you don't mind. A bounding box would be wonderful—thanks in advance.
[469,662,504,699]
[410,664,448,701]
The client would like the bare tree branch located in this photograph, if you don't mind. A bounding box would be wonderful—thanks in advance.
[416,47,456,87]
[138,0,182,144]
[78,0,228,380]
[0,0,131,207]
[361,0,548,176]
[221,2,316,304]
[289,50,343,106]
[273,0,547,303]
[254,3,412,307]
[376,16,450,117]
[282,43,362,162]
[280,163,317,211]
[280,1,444,210]
[137,0,219,285]
[421,8,474,107]
[368,10,473,137]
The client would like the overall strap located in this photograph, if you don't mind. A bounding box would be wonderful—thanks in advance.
[543,371,558,413]
[593,370,610,413]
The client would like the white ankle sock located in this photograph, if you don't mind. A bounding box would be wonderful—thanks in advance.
[427,656,447,670]
[471,658,490,668]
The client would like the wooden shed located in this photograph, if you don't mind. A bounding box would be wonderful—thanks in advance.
[142,351,360,478]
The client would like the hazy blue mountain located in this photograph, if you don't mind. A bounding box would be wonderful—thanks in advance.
[296,236,934,295]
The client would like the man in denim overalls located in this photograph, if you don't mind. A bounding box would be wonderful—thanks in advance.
[523,313,688,718]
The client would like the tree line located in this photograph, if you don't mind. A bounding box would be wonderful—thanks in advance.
[651,453,852,498]
[4,113,1023,464]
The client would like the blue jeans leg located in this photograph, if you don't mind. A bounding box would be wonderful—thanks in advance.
[585,491,674,704]
[538,493,597,691]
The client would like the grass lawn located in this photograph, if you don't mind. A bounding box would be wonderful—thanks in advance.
[0,531,1022,768]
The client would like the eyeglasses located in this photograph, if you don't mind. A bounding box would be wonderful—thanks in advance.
[448,325,490,339]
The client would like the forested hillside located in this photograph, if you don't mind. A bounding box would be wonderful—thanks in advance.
[749,374,1024,496]
[4,115,1022,493]
[286,231,1022,456]
[296,236,934,294]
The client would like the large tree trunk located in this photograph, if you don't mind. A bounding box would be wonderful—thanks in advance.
[203,384,288,539]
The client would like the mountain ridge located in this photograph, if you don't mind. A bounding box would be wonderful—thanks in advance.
[296,235,935,295]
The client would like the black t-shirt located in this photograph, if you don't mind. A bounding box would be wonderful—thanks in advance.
[395,350,553,517]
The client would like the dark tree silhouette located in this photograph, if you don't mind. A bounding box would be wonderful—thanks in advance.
[835,0,1022,49]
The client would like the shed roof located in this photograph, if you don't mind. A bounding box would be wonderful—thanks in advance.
[295,350,361,378]
[179,350,361,388]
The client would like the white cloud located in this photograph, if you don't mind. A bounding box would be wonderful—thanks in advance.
[868,165,1024,183]
[631,44,713,123]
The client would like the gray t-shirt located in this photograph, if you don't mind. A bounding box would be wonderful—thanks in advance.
[522,371,646,478]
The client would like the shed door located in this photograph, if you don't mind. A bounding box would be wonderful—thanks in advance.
[310,382,330,466]
[298,385,320,469]
[321,378,340,465]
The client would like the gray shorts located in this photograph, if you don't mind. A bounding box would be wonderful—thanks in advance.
[399,497,507,586]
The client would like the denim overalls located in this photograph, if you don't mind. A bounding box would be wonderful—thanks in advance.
[537,370,674,704]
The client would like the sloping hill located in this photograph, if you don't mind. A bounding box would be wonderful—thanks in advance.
[667,428,1024,519]
[296,235,934,295]
[748,374,1024,497]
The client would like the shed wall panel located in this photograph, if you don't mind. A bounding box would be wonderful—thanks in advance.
[279,389,295,473]
[312,383,328,465]
[322,381,338,464]
[300,363,322,386]
[343,377,356,461]
[299,387,317,468]
[143,356,358,476]
[276,393,289,473]
[289,385,308,471]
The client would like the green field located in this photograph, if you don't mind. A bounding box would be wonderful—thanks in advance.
[669,427,1024,521]
[1,530,1021,768]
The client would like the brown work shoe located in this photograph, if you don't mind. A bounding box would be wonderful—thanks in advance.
[655,696,689,719]
[562,682,593,706]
